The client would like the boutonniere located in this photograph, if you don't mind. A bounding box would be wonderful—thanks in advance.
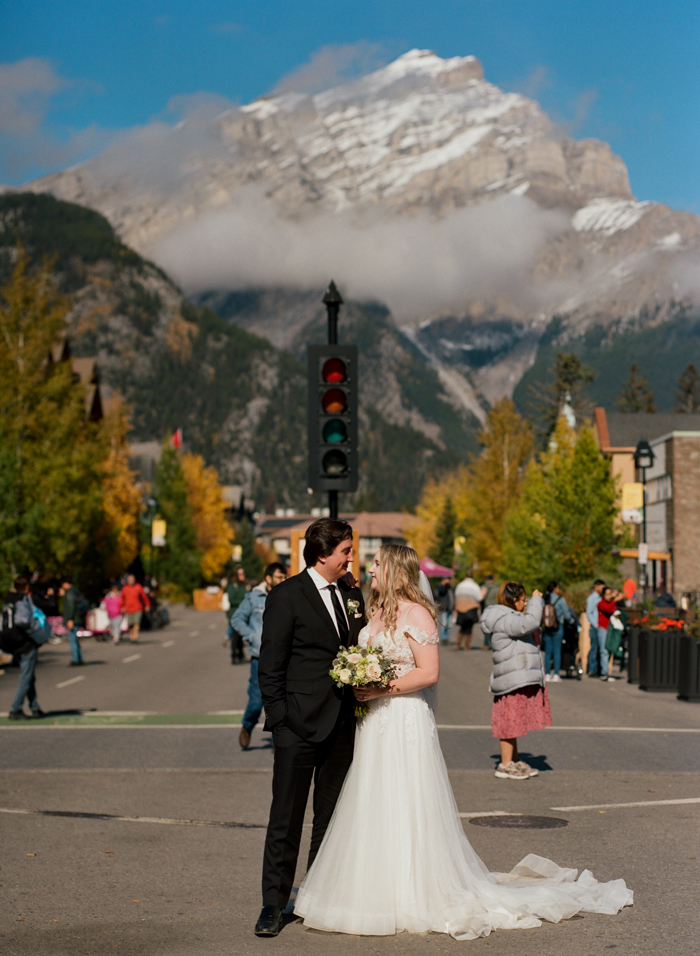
[346,599,362,619]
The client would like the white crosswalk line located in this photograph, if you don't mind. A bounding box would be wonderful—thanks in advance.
[161,640,175,647]
[55,675,85,689]
[121,654,141,664]
[552,797,700,812]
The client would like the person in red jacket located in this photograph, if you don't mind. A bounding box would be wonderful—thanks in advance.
[120,574,150,644]
[596,586,621,682]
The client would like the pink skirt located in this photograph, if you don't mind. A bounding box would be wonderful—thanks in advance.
[491,683,552,739]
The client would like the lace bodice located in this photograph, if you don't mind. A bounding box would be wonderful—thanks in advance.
[359,603,439,677]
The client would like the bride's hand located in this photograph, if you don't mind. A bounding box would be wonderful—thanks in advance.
[354,685,387,702]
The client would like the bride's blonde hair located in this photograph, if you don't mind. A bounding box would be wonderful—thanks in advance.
[367,544,438,634]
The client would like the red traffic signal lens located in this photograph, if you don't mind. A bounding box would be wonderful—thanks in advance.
[323,419,347,443]
[322,450,348,476]
[322,388,347,414]
[322,358,347,383]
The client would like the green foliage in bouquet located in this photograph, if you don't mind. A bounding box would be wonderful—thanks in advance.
[330,645,397,718]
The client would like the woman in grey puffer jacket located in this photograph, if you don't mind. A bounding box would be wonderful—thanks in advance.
[480,582,551,781]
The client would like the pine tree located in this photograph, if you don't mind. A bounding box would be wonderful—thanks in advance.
[235,517,264,581]
[616,363,657,413]
[430,496,457,569]
[501,420,620,587]
[674,363,700,413]
[528,352,595,443]
[153,445,202,595]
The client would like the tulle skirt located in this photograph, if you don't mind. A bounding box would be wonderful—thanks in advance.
[294,691,632,939]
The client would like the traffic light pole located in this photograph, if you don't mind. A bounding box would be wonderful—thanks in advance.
[323,281,343,518]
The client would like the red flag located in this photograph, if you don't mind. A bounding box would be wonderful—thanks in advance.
[171,428,183,449]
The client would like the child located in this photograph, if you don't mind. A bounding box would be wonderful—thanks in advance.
[103,583,123,645]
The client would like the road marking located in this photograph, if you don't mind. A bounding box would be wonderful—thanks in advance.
[0,807,265,829]
[161,640,175,647]
[55,676,85,689]
[552,797,700,812]
[122,654,141,664]
[459,811,513,819]
[436,725,700,733]
[189,631,198,637]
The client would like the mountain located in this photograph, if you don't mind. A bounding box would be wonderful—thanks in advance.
[0,193,477,511]
[20,49,700,416]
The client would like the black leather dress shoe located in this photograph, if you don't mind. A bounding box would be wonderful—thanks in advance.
[254,906,283,937]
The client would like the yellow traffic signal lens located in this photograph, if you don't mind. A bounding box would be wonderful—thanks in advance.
[322,388,347,414]
[322,358,347,383]
[323,419,347,443]
[322,450,348,475]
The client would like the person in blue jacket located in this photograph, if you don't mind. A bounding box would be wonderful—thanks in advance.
[542,580,577,682]
[232,562,287,750]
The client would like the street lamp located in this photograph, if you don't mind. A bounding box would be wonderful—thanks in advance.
[322,280,344,519]
[633,438,655,595]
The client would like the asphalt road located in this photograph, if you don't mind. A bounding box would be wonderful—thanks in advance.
[1,606,699,955]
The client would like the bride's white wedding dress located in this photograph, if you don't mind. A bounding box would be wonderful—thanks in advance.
[294,604,632,940]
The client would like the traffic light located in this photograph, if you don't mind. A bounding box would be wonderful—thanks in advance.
[308,344,359,492]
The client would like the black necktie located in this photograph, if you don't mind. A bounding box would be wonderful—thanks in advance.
[327,585,350,643]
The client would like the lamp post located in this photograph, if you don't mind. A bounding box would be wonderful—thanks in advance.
[322,281,344,518]
[633,437,655,596]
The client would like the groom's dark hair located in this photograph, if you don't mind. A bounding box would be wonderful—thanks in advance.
[304,518,353,567]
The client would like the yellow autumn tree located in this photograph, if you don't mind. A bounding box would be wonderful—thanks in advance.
[406,466,472,559]
[181,453,234,580]
[99,398,142,578]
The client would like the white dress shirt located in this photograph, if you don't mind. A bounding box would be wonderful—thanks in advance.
[307,566,349,636]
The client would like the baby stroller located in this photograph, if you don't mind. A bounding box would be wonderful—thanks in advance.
[562,619,583,679]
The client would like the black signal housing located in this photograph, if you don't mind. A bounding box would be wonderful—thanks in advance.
[307,344,359,492]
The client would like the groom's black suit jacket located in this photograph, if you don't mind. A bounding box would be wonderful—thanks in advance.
[258,569,365,743]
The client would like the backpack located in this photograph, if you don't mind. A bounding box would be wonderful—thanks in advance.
[0,603,35,655]
[542,598,558,629]
[8,596,52,646]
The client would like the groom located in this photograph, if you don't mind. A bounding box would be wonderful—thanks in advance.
[254,517,365,937]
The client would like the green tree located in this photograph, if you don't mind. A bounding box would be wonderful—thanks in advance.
[501,419,619,588]
[616,363,657,413]
[430,496,457,569]
[235,517,264,581]
[528,352,595,443]
[153,445,202,595]
[674,363,700,413]
[0,252,108,592]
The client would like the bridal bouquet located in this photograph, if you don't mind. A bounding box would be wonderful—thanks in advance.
[330,645,396,718]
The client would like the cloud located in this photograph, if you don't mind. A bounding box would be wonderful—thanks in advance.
[0,57,108,181]
[511,65,551,101]
[273,42,387,95]
[152,193,567,322]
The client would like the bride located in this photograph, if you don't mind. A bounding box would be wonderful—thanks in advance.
[293,544,632,939]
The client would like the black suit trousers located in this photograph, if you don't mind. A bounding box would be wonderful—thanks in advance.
[261,710,354,908]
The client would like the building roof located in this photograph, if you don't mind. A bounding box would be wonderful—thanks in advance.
[260,512,420,541]
[595,408,700,452]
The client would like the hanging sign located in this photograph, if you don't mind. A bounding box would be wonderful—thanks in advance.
[152,518,167,547]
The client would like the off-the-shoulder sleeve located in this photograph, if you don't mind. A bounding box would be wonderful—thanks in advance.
[402,624,439,646]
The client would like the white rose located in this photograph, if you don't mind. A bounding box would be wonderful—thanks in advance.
[347,653,361,664]
[365,654,379,664]
[338,668,352,684]
[366,662,382,681]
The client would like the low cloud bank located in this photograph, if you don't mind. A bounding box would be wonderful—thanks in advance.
[153,194,567,322]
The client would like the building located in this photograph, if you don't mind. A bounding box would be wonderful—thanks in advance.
[51,336,105,421]
[594,408,700,596]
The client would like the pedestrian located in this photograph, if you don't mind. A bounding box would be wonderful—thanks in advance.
[434,576,455,644]
[103,583,123,644]
[480,581,550,780]
[453,572,484,650]
[120,574,150,643]
[585,579,606,678]
[541,581,577,682]
[480,574,500,648]
[596,586,622,682]
[225,567,248,664]
[59,574,87,666]
[3,575,47,719]
[233,562,288,750]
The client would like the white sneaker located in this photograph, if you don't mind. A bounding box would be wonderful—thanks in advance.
[494,761,531,780]
[544,673,552,682]
[514,760,539,777]
[550,674,562,683]
[604,676,617,682]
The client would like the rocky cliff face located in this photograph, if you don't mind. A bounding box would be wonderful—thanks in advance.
[24,50,700,420]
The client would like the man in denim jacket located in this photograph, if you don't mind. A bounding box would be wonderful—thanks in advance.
[232,562,287,750]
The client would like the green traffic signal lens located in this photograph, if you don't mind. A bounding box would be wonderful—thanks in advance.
[322,388,347,414]
[323,419,347,443]
[322,358,347,383]
[322,449,348,476]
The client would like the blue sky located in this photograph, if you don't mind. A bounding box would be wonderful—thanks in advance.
[1,0,698,211]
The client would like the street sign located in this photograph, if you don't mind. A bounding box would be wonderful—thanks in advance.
[638,543,649,565]
[622,508,643,524]
[622,483,644,510]
[151,518,167,547]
